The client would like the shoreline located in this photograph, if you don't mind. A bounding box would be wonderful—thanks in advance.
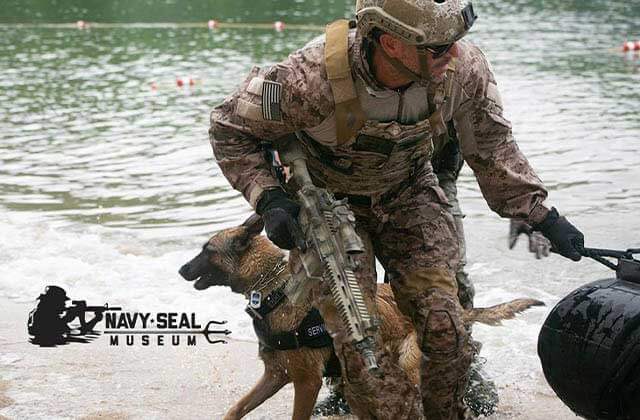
[0,297,579,419]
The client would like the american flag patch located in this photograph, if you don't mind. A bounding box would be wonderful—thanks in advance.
[262,81,282,121]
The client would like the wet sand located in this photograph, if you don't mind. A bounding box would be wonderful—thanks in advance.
[0,298,579,419]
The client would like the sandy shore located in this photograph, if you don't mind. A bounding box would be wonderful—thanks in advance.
[0,298,579,419]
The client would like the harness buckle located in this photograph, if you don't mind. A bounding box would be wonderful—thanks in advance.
[245,305,263,321]
[249,290,262,309]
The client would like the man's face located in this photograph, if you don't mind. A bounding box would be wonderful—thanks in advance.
[379,34,460,83]
[404,43,459,83]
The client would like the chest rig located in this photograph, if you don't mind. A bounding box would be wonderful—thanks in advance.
[298,19,456,200]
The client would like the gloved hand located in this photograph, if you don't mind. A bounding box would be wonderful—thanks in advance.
[508,219,551,259]
[532,207,584,261]
[256,189,305,250]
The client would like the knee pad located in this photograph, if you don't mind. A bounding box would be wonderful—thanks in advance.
[418,290,468,358]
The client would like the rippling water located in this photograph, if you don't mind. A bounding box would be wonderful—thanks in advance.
[1,0,639,413]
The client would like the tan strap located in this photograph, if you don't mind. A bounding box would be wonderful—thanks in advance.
[427,58,457,137]
[325,20,366,145]
[445,58,457,99]
[428,109,447,137]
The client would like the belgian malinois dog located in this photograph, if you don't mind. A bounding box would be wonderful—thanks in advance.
[179,214,544,420]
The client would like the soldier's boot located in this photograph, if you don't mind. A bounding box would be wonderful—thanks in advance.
[456,270,499,417]
[312,378,351,416]
[464,342,499,417]
[395,283,473,420]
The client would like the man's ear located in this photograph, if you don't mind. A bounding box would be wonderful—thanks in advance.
[242,213,265,237]
[379,33,404,58]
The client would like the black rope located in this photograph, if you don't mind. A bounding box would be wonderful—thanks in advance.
[581,247,639,272]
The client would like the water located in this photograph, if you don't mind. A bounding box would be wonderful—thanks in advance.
[1,0,639,407]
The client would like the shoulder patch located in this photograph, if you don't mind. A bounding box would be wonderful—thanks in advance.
[262,80,282,121]
[237,98,264,121]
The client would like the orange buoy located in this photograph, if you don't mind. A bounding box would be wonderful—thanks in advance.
[622,41,640,52]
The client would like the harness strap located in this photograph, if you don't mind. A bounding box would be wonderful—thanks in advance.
[325,20,367,145]
[245,283,287,320]
[253,308,333,351]
[245,279,333,351]
[372,39,423,83]
[428,58,458,138]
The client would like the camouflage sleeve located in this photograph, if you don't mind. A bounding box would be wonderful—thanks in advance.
[451,45,549,225]
[209,45,333,208]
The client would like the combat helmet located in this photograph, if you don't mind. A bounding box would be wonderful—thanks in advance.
[355,0,477,82]
[37,285,69,302]
[356,0,477,46]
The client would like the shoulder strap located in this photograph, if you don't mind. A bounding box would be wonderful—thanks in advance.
[325,20,367,145]
[428,58,458,138]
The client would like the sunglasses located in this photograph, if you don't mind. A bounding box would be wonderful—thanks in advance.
[421,43,454,59]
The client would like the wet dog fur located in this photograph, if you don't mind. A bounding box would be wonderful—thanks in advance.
[179,214,544,420]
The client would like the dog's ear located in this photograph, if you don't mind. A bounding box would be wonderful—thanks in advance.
[242,213,264,237]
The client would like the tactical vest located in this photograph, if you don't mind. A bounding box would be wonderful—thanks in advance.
[298,19,456,201]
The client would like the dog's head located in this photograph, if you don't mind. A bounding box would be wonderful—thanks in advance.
[179,214,279,293]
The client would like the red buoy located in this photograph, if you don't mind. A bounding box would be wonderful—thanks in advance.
[176,78,184,87]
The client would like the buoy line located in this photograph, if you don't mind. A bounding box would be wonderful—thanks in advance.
[1,21,324,31]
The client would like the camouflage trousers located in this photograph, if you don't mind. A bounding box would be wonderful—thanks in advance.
[291,173,473,420]
[438,173,475,310]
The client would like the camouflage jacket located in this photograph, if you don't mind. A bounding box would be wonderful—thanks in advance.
[209,31,549,224]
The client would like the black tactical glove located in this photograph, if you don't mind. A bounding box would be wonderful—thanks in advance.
[256,189,304,250]
[508,219,551,259]
[532,207,584,261]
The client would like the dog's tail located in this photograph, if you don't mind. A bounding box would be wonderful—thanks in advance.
[464,298,545,326]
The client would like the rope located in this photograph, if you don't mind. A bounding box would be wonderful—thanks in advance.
[1,21,324,31]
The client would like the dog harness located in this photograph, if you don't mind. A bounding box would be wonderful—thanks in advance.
[245,282,342,377]
[246,282,333,350]
[241,264,341,377]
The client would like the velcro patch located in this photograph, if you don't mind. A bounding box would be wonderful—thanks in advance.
[486,82,503,108]
[262,81,282,121]
[236,98,263,121]
[246,77,264,96]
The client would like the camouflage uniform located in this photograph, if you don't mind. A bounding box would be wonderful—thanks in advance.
[210,29,548,419]
[432,137,473,309]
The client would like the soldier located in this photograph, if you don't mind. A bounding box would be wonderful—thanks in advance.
[209,0,585,418]
[313,139,553,418]
[27,286,104,345]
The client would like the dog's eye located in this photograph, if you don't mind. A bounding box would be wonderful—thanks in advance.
[202,243,216,255]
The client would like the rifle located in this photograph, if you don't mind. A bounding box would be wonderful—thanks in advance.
[270,137,379,373]
[69,300,122,313]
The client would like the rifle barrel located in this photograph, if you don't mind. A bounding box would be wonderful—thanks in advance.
[82,306,122,311]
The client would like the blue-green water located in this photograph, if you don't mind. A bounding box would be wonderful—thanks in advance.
[0,1,639,418]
